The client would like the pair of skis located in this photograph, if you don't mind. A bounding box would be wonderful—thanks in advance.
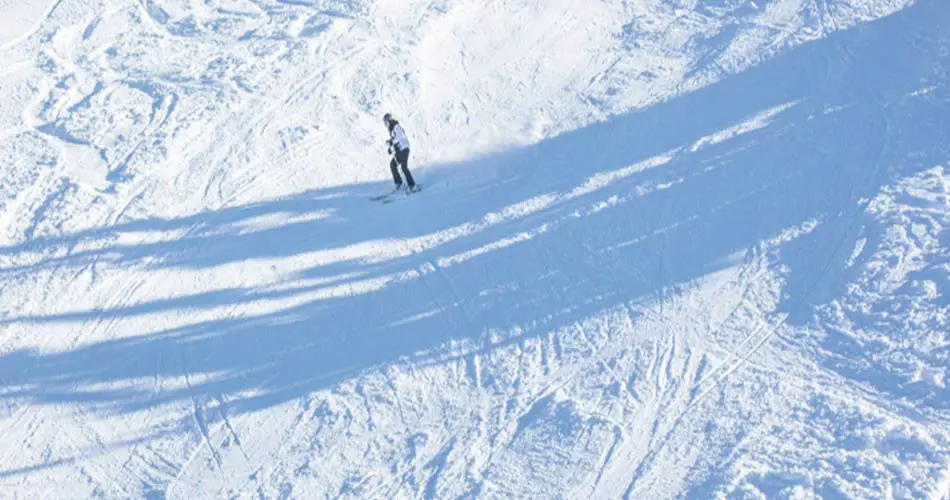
[369,185,422,203]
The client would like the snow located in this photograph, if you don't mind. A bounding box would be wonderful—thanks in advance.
[1,0,948,497]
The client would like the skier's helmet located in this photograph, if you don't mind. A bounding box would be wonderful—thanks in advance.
[383,113,393,125]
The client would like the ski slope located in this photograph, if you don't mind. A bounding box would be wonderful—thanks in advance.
[1,0,948,497]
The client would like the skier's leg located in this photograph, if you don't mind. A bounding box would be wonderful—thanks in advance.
[398,148,415,187]
[390,157,403,186]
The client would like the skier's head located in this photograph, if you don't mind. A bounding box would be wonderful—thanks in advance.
[383,113,394,127]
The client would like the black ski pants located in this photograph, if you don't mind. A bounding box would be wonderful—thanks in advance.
[390,147,415,187]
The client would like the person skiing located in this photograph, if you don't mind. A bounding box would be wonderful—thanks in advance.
[384,113,417,191]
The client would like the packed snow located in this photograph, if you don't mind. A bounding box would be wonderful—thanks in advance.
[0,0,948,498]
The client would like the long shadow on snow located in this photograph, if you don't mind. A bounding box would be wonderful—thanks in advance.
[0,0,946,471]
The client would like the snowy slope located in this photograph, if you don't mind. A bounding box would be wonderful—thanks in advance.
[1,0,948,498]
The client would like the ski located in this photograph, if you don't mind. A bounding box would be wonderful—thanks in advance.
[370,185,421,203]
[369,187,403,201]
[375,185,422,203]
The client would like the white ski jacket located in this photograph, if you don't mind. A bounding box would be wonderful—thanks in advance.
[389,123,410,151]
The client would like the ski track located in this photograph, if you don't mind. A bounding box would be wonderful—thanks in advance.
[1,0,949,498]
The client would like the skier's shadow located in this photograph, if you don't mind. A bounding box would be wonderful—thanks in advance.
[0,0,947,473]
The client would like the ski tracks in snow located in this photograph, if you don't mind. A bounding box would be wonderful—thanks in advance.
[3,0,949,497]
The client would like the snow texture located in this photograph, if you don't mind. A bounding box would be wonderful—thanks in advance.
[0,0,948,498]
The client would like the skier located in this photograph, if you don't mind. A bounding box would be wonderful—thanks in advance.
[384,113,417,191]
